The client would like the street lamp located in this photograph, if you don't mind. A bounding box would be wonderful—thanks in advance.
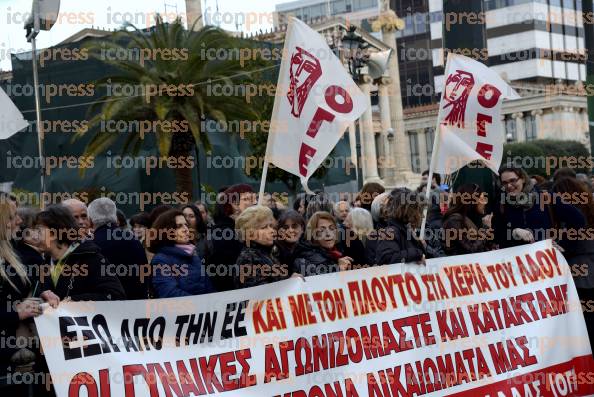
[387,127,394,140]
[339,25,370,190]
[341,25,369,80]
[24,0,60,209]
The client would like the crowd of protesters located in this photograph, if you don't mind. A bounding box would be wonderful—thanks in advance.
[1,164,594,394]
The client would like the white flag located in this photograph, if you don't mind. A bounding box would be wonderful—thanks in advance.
[0,86,28,139]
[433,54,520,174]
[265,18,368,192]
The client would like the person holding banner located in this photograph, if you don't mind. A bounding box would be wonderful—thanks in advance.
[442,183,493,256]
[35,205,126,301]
[293,211,353,276]
[233,206,291,289]
[0,197,48,393]
[149,209,216,298]
[492,165,586,249]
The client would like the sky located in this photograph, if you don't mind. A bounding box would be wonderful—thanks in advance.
[0,0,286,70]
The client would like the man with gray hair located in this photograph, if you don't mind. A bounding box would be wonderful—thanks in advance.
[88,198,149,299]
[333,201,350,225]
[88,197,118,228]
[62,198,91,237]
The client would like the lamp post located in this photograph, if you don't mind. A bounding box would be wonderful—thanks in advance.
[24,0,60,209]
[340,25,369,190]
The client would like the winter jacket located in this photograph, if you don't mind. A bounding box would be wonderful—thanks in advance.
[207,216,243,292]
[336,225,367,266]
[493,187,585,248]
[0,259,31,374]
[442,213,491,256]
[233,243,290,289]
[40,241,125,301]
[92,224,149,300]
[375,220,425,265]
[562,239,594,289]
[292,241,341,277]
[151,245,215,298]
[13,239,43,280]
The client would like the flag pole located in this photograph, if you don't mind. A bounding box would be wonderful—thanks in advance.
[257,18,296,206]
[258,160,269,205]
[419,53,452,239]
[419,124,441,240]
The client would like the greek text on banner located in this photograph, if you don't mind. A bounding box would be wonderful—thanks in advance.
[34,240,594,397]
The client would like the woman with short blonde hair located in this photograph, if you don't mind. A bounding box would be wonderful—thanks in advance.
[235,206,275,244]
[234,206,290,289]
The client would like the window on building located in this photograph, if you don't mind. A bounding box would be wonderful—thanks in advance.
[352,0,375,11]
[525,114,537,140]
[506,117,517,141]
[413,13,427,34]
[409,132,421,173]
[332,0,347,14]
[563,0,575,10]
[425,128,435,169]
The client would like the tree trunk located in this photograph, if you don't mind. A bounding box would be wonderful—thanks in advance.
[175,155,194,202]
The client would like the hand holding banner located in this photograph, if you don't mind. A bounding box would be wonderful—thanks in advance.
[35,241,594,397]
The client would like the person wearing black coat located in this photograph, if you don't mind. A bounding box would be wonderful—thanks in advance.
[233,206,291,289]
[493,166,585,248]
[0,196,58,395]
[35,205,125,301]
[88,198,149,299]
[293,211,351,277]
[207,184,256,292]
[375,189,430,266]
[552,176,594,348]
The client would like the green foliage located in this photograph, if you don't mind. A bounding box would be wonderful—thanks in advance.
[502,139,590,177]
[74,15,269,196]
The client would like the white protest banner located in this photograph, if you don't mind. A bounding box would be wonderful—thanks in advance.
[432,53,520,174]
[0,86,28,139]
[262,17,367,193]
[36,240,594,397]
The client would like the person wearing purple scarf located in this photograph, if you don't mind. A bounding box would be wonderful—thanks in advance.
[148,209,215,298]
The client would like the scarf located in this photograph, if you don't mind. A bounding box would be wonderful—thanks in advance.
[175,244,195,255]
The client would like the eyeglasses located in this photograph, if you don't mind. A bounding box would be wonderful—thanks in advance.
[501,177,520,186]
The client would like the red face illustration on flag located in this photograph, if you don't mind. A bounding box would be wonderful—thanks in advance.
[287,47,322,118]
[442,69,475,128]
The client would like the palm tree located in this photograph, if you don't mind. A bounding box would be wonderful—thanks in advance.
[76,15,269,198]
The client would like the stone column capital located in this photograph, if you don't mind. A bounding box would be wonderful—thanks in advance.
[376,76,392,86]
[359,73,374,85]
[531,109,544,116]
[512,112,524,119]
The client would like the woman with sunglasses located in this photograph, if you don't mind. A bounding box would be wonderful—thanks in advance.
[492,165,585,248]
[442,184,492,255]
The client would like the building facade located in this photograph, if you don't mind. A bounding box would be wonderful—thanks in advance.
[400,0,589,180]
[264,0,593,188]
[274,0,380,28]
